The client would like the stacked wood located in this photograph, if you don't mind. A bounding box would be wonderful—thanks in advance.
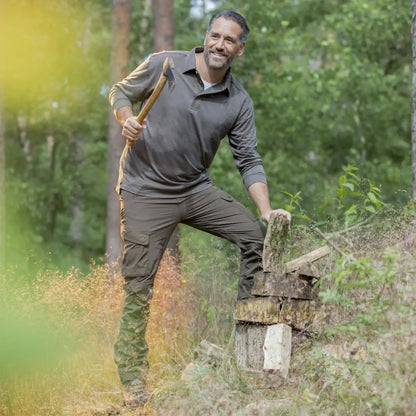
[234,212,330,378]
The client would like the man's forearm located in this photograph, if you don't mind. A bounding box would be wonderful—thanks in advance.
[248,182,292,225]
[248,182,272,220]
[115,106,135,126]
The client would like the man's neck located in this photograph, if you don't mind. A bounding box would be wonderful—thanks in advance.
[195,52,227,84]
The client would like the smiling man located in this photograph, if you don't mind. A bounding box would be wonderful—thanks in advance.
[109,10,290,408]
[200,16,245,76]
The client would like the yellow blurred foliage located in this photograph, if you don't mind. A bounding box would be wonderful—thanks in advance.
[0,0,89,104]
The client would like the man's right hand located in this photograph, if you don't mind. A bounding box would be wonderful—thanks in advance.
[122,117,146,146]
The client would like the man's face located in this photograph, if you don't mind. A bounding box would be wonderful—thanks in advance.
[203,17,245,71]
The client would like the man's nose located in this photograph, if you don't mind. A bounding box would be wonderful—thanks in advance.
[215,37,225,49]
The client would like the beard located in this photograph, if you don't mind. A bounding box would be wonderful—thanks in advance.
[203,47,236,71]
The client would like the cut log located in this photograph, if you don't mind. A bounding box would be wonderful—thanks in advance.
[234,323,292,378]
[251,271,318,300]
[235,323,267,370]
[234,297,280,324]
[235,297,319,330]
[263,323,292,377]
[284,245,330,274]
[279,298,320,330]
[262,214,290,274]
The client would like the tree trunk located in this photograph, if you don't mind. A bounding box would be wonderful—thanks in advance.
[70,135,84,247]
[152,0,174,52]
[151,0,181,263]
[107,0,132,268]
[412,1,416,200]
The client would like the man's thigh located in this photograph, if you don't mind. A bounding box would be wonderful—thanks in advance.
[182,187,266,247]
[120,190,181,282]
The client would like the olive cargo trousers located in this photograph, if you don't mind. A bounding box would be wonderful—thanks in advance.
[115,186,267,385]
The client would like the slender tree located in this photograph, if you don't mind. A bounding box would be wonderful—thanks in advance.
[107,0,132,267]
[152,0,174,52]
[151,0,180,262]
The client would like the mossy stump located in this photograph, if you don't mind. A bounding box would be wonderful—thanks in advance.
[234,212,330,378]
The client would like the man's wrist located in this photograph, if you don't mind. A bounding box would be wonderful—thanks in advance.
[116,106,135,126]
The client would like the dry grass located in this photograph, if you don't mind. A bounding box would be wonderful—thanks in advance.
[0,262,125,415]
[1,214,416,415]
[0,252,197,416]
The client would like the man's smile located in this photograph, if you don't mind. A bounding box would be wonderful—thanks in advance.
[210,50,227,59]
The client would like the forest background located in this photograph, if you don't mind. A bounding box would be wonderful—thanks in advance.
[0,1,415,415]
[0,0,412,273]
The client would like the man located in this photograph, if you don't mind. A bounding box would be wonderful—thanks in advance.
[109,10,291,408]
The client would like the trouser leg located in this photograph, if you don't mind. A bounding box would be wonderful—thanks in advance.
[115,190,179,386]
[114,284,152,385]
[182,187,267,300]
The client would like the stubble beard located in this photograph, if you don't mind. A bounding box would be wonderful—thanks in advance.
[203,48,234,72]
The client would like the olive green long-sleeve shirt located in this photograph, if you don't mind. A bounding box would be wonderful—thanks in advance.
[109,47,266,197]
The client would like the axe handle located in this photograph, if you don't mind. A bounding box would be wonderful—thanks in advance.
[136,57,170,125]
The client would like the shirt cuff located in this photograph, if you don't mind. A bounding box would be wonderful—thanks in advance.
[242,165,267,189]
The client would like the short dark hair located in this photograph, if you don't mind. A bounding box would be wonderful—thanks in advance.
[207,10,250,44]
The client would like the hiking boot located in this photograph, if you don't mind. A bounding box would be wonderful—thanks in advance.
[122,378,152,409]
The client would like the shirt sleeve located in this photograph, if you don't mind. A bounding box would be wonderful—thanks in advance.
[108,53,162,111]
[228,96,267,189]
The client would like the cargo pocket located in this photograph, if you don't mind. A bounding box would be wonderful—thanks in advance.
[122,230,150,278]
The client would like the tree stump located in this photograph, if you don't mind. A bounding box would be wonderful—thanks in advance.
[234,213,330,378]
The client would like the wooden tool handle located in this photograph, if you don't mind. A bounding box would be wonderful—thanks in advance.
[136,57,169,125]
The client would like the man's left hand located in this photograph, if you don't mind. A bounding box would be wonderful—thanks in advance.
[262,209,291,226]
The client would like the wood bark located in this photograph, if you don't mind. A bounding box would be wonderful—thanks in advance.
[262,214,289,273]
[251,271,318,300]
[412,1,416,199]
[106,0,132,268]
[234,297,320,331]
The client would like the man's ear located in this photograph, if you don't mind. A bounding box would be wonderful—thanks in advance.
[237,42,246,57]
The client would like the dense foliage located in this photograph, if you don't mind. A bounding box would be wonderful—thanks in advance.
[1,0,412,272]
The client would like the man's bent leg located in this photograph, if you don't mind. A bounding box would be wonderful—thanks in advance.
[182,187,267,300]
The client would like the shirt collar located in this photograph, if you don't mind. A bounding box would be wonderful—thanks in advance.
[183,47,232,95]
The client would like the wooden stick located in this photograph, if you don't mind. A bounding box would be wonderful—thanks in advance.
[284,245,330,273]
